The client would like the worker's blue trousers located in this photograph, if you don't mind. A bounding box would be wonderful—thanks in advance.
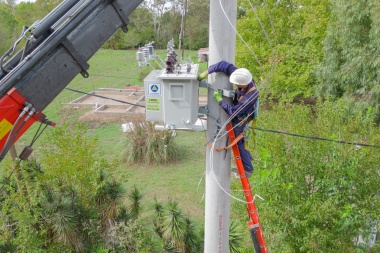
[233,123,254,172]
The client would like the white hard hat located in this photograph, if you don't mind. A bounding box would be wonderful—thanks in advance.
[229,68,252,86]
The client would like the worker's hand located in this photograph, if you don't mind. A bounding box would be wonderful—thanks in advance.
[197,71,208,81]
[213,90,223,102]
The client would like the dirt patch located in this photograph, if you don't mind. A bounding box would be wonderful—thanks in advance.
[65,88,208,123]
[78,111,144,123]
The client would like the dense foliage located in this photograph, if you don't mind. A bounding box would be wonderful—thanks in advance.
[317,0,380,102]
[0,0,209,53]
[231,97,380,252]
[236,0,331,98]
[0,124,206,252]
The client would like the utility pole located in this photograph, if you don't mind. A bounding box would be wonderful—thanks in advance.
[178,0,187,60]
[204,0,237,252]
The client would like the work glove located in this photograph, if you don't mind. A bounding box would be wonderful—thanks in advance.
[213,90,223,102]
[197,71,208,81]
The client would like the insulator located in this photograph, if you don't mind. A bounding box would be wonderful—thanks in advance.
[169,52,177,64]
[165,53,174,73]
[143,47,149,59]
[147,45,154,56]
[166,64,173,73]
[136,50,143,62]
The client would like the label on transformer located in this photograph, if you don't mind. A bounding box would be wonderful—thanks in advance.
[148,83,161,96]
[146,98,160,111]
[0,119,13,140]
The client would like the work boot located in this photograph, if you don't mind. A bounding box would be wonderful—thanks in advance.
[232,168,252,178]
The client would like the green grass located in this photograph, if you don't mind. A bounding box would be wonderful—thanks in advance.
[118,131,206,219]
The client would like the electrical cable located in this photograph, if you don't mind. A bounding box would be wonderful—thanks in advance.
[254,127,380,149]
[208,88,380,204]
[64,87,146,108]
[211,87,379,150]
[92,74,141,80]
[218,0,262,67]
[207,90,380,204]
[0,109,37,191]
[30,122,49,147]
[0,25,32,73]
[248,1,272,49]
[0,121,49,193]
[208,89,260,204]
[0,111,36,162]
[215,91,260,142]
[247,0,278,84]
[0,108,29,162]
[0,159,22,194]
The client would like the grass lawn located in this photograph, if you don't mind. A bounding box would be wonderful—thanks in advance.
[117,130,207,219]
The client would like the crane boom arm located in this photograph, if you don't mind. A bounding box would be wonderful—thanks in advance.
[0,0,143,160]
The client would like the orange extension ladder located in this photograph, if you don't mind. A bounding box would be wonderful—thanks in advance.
[226,123,268,253]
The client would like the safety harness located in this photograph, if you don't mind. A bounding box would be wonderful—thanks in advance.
[236,86,259,151]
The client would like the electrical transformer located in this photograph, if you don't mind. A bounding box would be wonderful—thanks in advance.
[144,63,201,130]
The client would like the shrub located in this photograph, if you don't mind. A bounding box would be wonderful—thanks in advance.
[124,119,179,165]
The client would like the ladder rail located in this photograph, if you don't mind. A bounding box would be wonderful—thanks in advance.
[226,124,268,253]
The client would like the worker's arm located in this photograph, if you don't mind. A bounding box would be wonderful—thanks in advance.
[198,60,237,81]
[207,60,238,76]
[219,88,259,117]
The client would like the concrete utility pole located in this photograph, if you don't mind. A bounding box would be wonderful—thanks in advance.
[204,0,237,252]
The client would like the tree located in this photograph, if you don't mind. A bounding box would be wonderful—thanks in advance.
[142,0,173,38]
[34,0,63,15]
[124,7,155,49]
[183,0,209,50]
[236,0,331,99]
[0,2,19,55]
[15,2,48,29]
[317,0,380,104]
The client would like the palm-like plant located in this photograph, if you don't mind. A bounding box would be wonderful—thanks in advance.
[40,185,84,252]
[229,219,244,253]
[183,216,202,253]
[162,200,186,251]
[152,199,203,252]
[152,197,165,239]
[128,185,143,220]
[94,172,126,245]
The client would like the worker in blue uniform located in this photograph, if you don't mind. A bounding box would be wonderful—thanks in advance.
[198,61,258,178]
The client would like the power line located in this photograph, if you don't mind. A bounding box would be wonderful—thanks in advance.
[92,74,140,80]
[218,0,262,67]
[255,127,380,149]
[64,87,146,108]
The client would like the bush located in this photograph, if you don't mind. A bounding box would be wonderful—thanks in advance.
[124,119,179,165]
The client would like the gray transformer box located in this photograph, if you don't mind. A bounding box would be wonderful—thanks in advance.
[144,64,200,130]
[144,70,163,122]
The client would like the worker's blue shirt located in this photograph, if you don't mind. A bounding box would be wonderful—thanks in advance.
[208,61,259,125]
[208,60,238,76]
